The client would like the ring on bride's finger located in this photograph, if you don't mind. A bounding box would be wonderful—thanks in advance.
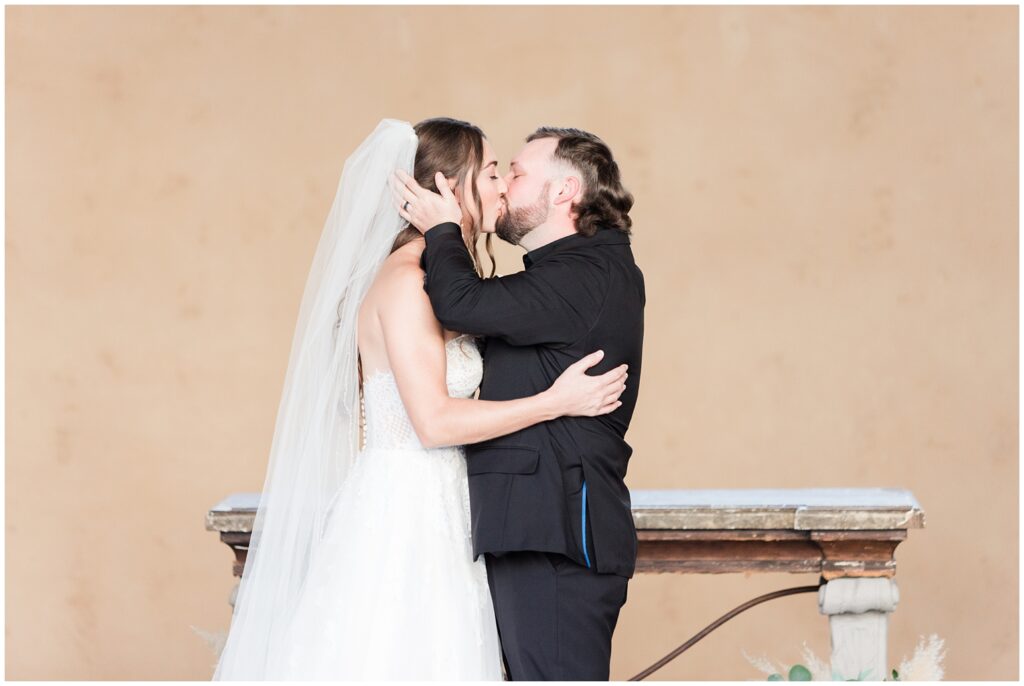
[403,201,410,211]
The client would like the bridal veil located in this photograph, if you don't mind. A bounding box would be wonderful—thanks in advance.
[213,119,417,679]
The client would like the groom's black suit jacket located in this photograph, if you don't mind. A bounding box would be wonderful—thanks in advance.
[423,222,645,578]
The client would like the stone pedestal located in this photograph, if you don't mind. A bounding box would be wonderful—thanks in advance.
[818,577,901,681]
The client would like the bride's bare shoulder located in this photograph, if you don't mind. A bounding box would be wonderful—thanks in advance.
[370,244,428,302]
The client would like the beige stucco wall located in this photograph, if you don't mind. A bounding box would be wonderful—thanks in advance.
[6,5,1016,680]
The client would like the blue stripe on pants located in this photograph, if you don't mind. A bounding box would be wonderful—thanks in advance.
[581,480,591,568]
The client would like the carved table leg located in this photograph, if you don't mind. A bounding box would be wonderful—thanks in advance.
[817,577,900,680]
[219,532,249,609]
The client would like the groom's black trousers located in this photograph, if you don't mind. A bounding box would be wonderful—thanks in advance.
[484,550,629,681]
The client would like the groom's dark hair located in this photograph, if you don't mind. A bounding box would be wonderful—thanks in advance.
[526,127,634,237]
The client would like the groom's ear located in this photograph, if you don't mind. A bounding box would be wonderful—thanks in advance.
[553,175,582,207]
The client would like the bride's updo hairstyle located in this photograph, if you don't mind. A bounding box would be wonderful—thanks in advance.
[391,117,496,277]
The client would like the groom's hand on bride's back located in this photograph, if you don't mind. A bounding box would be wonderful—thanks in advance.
[544,350,629,418]
[393,169,462,234]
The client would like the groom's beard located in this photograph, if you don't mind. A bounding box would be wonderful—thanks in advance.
[495,182,551,246]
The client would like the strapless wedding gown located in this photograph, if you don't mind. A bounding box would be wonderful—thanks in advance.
[263,334,504,680]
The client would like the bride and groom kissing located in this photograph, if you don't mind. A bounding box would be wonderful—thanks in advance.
[214,117,645,681]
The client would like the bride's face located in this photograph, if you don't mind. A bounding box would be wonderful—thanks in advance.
[462,138,506,234]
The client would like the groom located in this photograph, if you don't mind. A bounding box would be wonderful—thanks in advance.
[397,127,644,681]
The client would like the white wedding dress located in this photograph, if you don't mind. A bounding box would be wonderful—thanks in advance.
[262,334,505,680]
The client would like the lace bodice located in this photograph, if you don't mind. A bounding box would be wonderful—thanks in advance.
[361,334,483,450]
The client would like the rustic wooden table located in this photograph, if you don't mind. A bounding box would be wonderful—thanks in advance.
[207,487,925,680]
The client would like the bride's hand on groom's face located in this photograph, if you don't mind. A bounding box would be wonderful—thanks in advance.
[393,169,463,234]
[546,350,629,418]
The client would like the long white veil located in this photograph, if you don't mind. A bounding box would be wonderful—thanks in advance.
[213,119,418,679]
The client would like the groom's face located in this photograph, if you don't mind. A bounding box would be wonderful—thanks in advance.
[495,138,558,245]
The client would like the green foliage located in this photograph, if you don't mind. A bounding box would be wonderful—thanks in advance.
[765,663,903,681]
[789,665,812,681]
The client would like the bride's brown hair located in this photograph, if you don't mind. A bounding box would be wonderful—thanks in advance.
[390,117,497,278]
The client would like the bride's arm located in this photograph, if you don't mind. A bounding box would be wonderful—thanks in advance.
[378,264,627,450]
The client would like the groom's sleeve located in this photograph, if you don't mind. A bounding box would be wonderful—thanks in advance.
[422,222,604,347]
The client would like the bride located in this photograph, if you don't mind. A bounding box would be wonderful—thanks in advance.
[212,118,628,680]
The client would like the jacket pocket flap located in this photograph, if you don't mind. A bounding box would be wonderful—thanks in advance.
[466,446,540,475]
